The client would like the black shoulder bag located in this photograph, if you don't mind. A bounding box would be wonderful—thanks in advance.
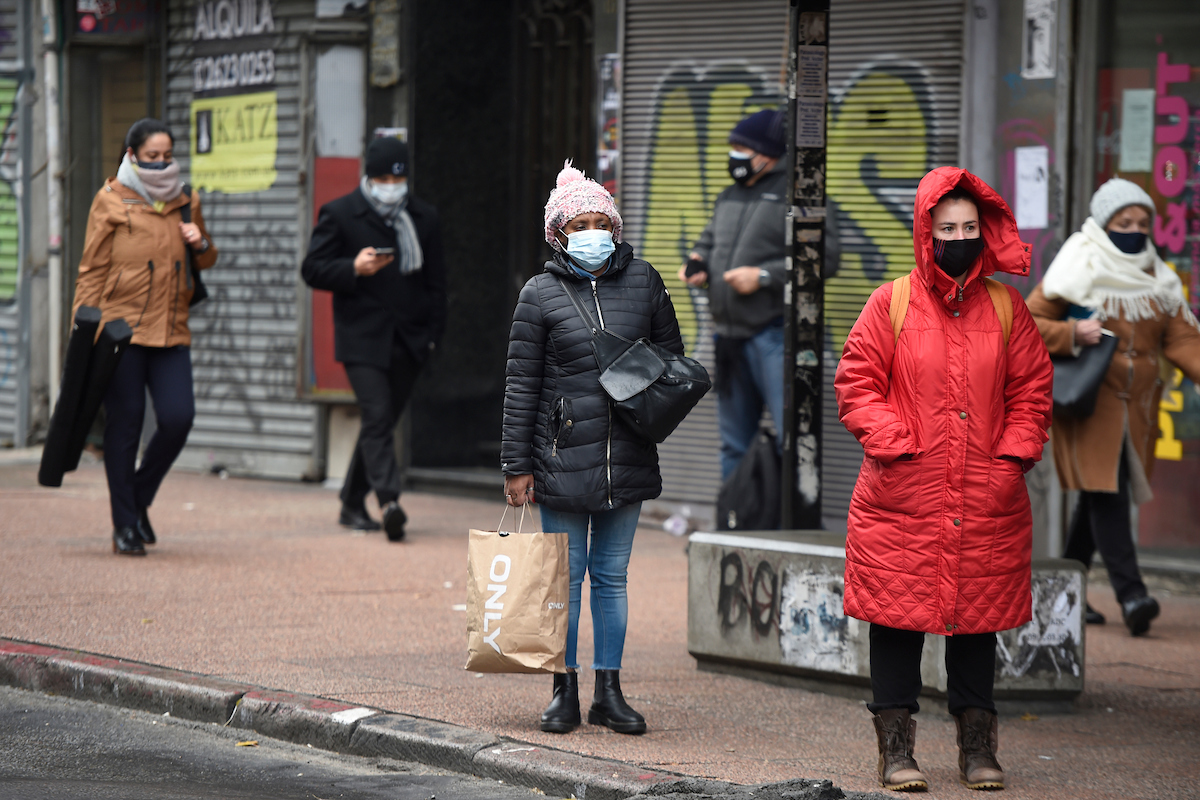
[557,275,710,444]
[179,185,209,306]
[1051,328,1118,418]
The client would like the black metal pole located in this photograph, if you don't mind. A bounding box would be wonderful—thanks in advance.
[781,0,828,531]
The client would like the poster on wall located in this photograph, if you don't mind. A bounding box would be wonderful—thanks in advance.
[1015,145,1049,230]
[1021,0,1056,80]
[188,0,279,194]
[597,53,620,199]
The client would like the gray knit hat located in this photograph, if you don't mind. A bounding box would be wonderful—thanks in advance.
[1090,178,1155,228]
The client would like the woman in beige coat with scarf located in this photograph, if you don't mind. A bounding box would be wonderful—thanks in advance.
[73,118,218,556]
[1026,178,1200,636]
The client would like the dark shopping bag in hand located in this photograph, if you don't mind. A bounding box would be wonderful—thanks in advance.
[1052,329,1117,419]
[465,505,569,674]
[557,276,711,443]
[717,424,781,531]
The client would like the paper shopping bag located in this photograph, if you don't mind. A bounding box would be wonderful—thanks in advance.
[465,507,569,674]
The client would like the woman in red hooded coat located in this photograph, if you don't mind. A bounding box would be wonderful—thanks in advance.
[835,167,1053,792]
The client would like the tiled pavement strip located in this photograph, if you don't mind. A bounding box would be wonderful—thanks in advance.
[0,454,1197,799]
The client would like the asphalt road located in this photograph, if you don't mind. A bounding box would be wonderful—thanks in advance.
[0,686,543,800]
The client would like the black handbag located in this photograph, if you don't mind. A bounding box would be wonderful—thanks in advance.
[1052,329,1118,418]
[558,276,711,444]
[179,185,208,306]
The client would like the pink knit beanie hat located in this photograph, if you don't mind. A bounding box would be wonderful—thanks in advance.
[543,160,622,252]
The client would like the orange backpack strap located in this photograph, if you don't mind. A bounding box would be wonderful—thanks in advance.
[983,277,1014,347]
[888,273,912,345]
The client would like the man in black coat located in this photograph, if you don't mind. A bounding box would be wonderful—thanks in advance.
[301,137,446,541]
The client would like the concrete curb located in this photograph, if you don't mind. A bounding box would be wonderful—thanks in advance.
[0,638,680,800]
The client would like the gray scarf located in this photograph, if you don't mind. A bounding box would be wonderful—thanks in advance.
[360,176,423,275]
[117,153,182,213]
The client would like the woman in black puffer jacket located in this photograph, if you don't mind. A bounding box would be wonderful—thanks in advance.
[502,162,683,736]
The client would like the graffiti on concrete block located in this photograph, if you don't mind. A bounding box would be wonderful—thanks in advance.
[779,567,858,673]
[995,572,1083,681]
[717,551,779,638]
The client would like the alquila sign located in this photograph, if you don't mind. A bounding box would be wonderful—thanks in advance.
[191,0,276,96]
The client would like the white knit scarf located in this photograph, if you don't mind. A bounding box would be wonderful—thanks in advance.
[1042,217,1200,328]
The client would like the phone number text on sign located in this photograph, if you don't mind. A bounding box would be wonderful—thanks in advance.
[193,50,275,94]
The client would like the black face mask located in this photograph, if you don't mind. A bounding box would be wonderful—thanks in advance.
[137,160,170,170]
[728,154,761,185]
[1108,230,1147,254]
[933,237,985,278]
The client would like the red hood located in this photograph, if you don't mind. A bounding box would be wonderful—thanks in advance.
[912,167,1030,295]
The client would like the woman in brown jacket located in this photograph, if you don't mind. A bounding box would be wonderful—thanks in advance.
[1027,178,1200,635]
[73,118,218,555]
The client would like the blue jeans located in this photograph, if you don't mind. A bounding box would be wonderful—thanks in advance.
[540,503,642,671]
[717,323,785,480]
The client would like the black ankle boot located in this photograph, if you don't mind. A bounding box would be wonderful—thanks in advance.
[588,670,645,734]
[540,671,580,733]
[112,526,146,556]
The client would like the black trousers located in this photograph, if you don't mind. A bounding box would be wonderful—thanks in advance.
[1063,450,1146,603]
[340,338,422,509]
[868,623,997,717]
[103,345,195,530]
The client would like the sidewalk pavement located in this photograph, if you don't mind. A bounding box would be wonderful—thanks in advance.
[1,458,1197,799]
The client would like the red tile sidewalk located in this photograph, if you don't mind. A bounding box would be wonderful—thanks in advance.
[1,459,1196,799]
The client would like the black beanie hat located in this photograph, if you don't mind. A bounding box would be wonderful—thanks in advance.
[728,109,786,159]
[365,137,408,178]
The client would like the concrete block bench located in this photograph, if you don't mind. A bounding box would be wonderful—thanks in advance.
[687,530,1085,704]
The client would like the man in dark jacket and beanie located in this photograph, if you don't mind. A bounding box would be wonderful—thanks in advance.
[677,109,787,480]
[301,136,446,541]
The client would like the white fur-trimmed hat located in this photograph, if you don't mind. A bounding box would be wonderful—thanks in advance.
[1090,178,1155,228]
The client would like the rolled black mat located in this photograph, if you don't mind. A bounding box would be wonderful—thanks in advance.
[63,318,133,473]
[38,306,102,487]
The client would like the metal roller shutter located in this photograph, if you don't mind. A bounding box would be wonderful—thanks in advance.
[0,0,25,445]
[166,0,318,478]
[821,0,964,525]
[621,0,788,506]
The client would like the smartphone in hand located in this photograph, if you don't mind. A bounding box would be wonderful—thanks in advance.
[684,256,707,277]
[374,247,395,256]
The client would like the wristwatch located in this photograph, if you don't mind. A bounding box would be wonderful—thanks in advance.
[758,269,771,287]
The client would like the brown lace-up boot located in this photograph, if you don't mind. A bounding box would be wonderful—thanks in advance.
[955,707,1005,790]
[872,709,929,792]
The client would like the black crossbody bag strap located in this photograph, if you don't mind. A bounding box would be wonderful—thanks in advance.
[179,184,209,306]
[556,275,603,335]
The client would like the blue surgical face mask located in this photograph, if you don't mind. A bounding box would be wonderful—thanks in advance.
[1107,230,1147,255]
[138,159,171,170]
[369,179,408,205]
[564,228,615,270]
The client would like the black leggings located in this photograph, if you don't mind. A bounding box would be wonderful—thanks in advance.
[1062,450,1147,603]
[103,345,195,530]
[868,623,997,716]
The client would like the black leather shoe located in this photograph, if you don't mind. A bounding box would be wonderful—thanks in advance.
[588,669,646,734]
[1084,603,1105,625]
[112,526,146,556]
[383,502,407,542]
[136,508,157,545]
[540,671,580,733]
[1121,595,1160,636]
[338,504,381,531]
